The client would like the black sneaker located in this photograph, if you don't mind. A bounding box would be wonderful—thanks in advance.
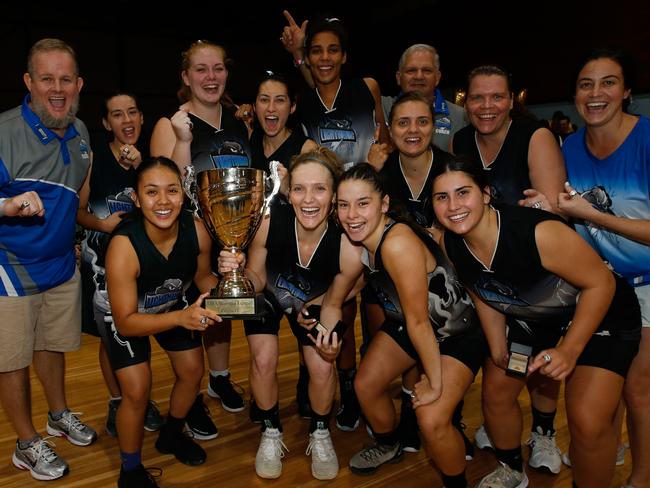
[144,401,163,432]
[155,424,206,466]
[399,392,420,453]
[249,398,261,424]
[335,369,360,432]
[451,401,474,461]
[106,399,120,437]
[118,464,161,488]
[207,373,245,413]
[185,394,219,440]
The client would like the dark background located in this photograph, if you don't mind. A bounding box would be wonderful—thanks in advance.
[3,2,648,147]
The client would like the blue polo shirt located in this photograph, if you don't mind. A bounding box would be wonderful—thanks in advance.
[0,95,91,296]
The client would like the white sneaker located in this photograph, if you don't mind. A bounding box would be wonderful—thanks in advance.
[306,428,339,480]
[562,442,627,468]
[255,428,287,479]
[476,462,529,488]
[475,423,494,450]
[526,427,561,474]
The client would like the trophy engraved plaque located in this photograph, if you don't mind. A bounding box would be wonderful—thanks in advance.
[184,162,280,319]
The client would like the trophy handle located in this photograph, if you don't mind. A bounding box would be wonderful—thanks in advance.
[182,164,200,219]
[263,161,282,217]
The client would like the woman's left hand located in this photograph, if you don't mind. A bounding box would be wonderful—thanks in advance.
[518,188,551,212]
[308,330,340,362]
[528,346,577,381]
[412,373,441,408]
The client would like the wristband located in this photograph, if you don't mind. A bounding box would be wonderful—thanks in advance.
[293,57,305,68]
[0,198,6,217]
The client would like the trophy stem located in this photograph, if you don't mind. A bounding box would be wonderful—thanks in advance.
[217,247,256,298]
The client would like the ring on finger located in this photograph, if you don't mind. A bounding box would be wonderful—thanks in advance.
[410,392,416,399]
[20,200,30,210]
[532,201,542,209]
[543,353,552,363]
[200,316,208,326]
[569,190,577,197]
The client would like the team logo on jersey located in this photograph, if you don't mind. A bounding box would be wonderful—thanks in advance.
[435,117,451,135]
[474,274,529,308]
[79,139,90,159]
[581,185,615,215]
[107,187,135,214]
[143,278,183,313]
[318,117,357,143]
[276,272,310,303]
[210,140,249,168]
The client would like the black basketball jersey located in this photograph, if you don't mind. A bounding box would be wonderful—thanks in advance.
[188,108,251,172]
[83,142,137,267]
[264,204,342,316]
[444,205,581,332]
[364,220,478,341]
[112,210,199,314]
[298,78,376,169]
[453,116,545,205]
[250,128,308,172]
[379,146,454,228]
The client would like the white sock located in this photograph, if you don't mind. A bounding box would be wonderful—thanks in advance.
[210,369,229,378]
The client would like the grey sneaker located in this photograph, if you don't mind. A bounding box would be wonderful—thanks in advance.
[349,440,402,475]
[475,423,494,450]
[476,462,529,488]
[562,442,627,468]
[526,427,561,474]
[255,428,288,479]
[306,428,339,480]
[12,437,69,481]
[47,410,97,446]
[144,401,163,432]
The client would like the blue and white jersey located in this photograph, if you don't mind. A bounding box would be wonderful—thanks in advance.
[0,95,91,295]
[563,116,650,284]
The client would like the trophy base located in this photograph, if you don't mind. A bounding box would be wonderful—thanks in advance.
[204,293,266,320]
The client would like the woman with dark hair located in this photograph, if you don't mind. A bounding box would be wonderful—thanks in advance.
[334,163,485,488]
[431,156,640,488]
[77,92,163,438]
[452,65,568,473]
[150,40,248,430]
[103,157,222,487]
[217,148,364,481]
[249,70,318,197]
[280,11,390,432]
[560,48,650,488]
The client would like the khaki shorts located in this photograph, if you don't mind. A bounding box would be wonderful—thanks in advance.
[0,270,81,372]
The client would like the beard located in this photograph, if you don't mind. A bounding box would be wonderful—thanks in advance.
[31,96,80,129]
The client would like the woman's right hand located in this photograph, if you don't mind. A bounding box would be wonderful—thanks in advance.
[217,249,245,275]
[367,125,389,171]
[170,109,194,142]
[281,10,308,60]
[180,292,222,331]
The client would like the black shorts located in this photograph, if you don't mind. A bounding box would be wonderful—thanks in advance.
[380,320,487,375]
[506,318,564,356]
[243,296,282,336]
[96,311,202,371]
[577,331,640,377]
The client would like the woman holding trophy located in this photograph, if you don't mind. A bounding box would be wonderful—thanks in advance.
[103,156,222,488]
[217,147,364,481]
[150,40,250,431]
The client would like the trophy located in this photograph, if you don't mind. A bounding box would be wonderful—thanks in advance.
[184,162,281,319]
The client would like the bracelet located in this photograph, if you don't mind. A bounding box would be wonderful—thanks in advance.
[293,57,305,68]
[0,198,6,217]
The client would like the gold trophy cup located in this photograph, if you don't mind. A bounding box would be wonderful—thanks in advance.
[183,163,280,319]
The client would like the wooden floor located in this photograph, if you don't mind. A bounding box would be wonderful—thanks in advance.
[0,313,632,487]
